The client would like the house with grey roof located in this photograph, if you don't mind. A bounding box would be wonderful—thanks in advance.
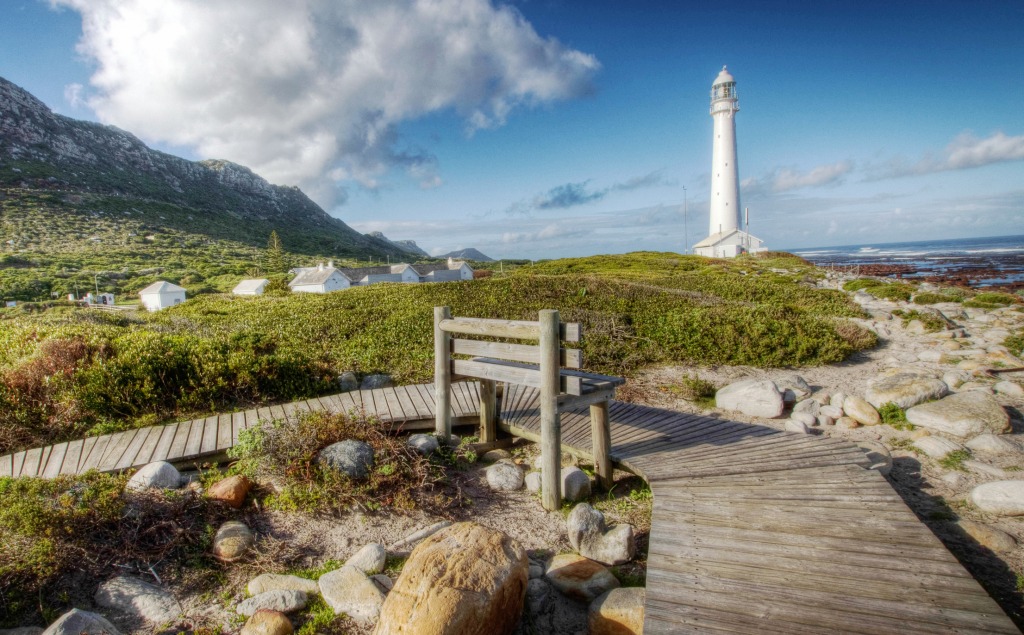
[232,278,269,296]
[288,262,351,294]
[410,258,473,282]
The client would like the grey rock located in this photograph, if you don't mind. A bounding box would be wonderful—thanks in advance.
[864,371,948,409]
[525,471,542,493]
[41,610,122,635]
[318,439,374,480]
[370,574,393,593]
[94,575,181,625]
[820,404,844,419]
[830,391,848,408]
[914,436,964,459]
[966,434,1021,456]
[715,379,784,418]
[566,503,635,566]
[969,480,1024,516]
[994,381,1024,397]
[406,433,439,456]
[784,419,810,434]
[318,565,385,622]
[515,578,588,635]
[346,543,386,575]
[773,373,810,403]
[790,411,817,427]
[963,460,1010,479]
[545,554,620,603]
[126,461,181,492]
[956,519,1017,553]
[359,374,393,390]
[816,415,834,427]
[337,371,359,392]
[247,574,319,596]
[793,398,821,417]
[486,461,524,491]
[529,563,544,579]
[906,391,1011,438]
[561,466,592,502]
[236,590,307,616]
[482,449,512,462]
[0,629,43,635]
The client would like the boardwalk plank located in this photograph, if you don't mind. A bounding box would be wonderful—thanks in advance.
[58,439,85,476]
[216,413,234,451]
[231,411,246,446]
[114,429,151,471]
[167,422,194,462]
[149,424,179,463]
[199,417,219,454]
[0,452,12,478]
[184,418,206,458]
[131,426,164,468]
[402,385,432,419]
[10,451,26,478]
[41,442,69,479]
[97,430,138,472]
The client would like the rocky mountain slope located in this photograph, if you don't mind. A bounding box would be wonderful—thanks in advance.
[0,76,397,258]
[440,247,493,261]
[366,231,431,258]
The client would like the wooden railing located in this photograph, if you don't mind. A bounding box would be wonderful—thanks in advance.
[433,307,624,510]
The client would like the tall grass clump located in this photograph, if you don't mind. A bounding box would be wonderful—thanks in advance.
[964,292,1019,309]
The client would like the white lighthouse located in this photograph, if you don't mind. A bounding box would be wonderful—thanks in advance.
[694,66,764,258]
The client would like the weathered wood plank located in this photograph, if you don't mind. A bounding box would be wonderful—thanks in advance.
[184,418,206,458]
[77,436,106,473]
[114,428,151,471]
[131,426,164,468]
[0,453,12,478]
[58,439,85,476]
[216,413,234,451]
[439,316,581,342]
[402,385,432,419]
[167,421,194,461]
[97,430,138,472]
[453,359,584,395]
[231,411,247,446]
[243,408,262,430]
[41,442,69,479]
[199,416,219,454]
[10,450,26,478]
[382,387,407,421]
[149,424,179,463]
[452,339,583,368]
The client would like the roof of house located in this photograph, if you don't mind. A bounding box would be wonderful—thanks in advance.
[232,278,270,293]
[289,266,351,287]
[410,260,469,275]
[693,229,763,249]
[337,265,395,279]
[138,281,186,295]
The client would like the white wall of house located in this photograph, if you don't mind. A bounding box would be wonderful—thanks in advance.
[292,271,350,294]
[141,290,186,311]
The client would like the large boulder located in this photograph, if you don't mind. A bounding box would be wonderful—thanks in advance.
[966,434,1022,456]
[94,575,181,625]
[545,554,620,603]
[318,440,374,480]
[969,481,1024,516]
[126,461,181,492]
[319,566,385,623]
[566,504,636,566]
[715,379,784,418]
[41,610,121,635]
[906,392,1011,438]
[842,396,881,426]
[589,587,645,635]
[375,522,528,635]
[864,371,948,409]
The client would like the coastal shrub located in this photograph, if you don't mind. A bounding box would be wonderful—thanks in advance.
[228,411,450,514]
[913,292,959,305]
[865,283,914,302]
[676,374,717,403]
[1005,331,1024,357]
[843,278,880,292]
[939,449,972,471]
[892,309,946,333]
[0,472,223,627]
[878,402,913,430]
[964,292,1018,309]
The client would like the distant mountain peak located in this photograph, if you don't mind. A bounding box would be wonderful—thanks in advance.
[440,248,493,262]
[366,232,431,258]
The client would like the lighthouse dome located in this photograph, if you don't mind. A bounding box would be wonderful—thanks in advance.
[713,66,735,86]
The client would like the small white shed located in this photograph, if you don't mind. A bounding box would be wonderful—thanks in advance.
[693,229,766,258]
[232,278,270,296]
[289,264,351,294]
[139,281,187,311]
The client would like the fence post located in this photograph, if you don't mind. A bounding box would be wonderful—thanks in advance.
[539,309,562,511]
[434,306,452,442]
[590,401,613,490]
[479,379,497,443]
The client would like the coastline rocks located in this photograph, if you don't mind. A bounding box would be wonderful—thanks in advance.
[969,481,1024,516]
[41,610,121,635]
[906,392,1010,438]
[525,471,542,494]
[337,371,359,393]
[207,475,251,509]
[126,461,181,492]
[545,554,620,603]
[914,436,964,460]
[318,440,374,480]
[406,433,439,456]
[346,543,387,575]
[784,419,810,434]
[819,404,844,420]
[994,381,1024,397]
[790,411,817,427]
[567,503,635,566]
[248,574,319,597]
[487,461,524,491]
[213,521,255,562]
[95,575,181,625]
[772,374,810,403]
[237,590,307,617]
[240,610,293,635]
[562,466,592,502]
[835,416,859,430]
[715,379,784,418]
[375,522,528,635]
[793,398,821,418]
[319,566,385,623]
[966,434,1021,456]
[589,587,645,635]
[864,371,948,409]
[843,396,881,426]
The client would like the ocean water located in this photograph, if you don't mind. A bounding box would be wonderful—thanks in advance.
[790,235,1024,288]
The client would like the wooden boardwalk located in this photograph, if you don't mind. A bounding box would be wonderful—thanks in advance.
[0,381,1017,632]
[499,383,1018,634]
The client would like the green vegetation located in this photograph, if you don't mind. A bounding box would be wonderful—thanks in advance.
[841,277,914,301]
[843,278,881,292]
[891,309,946,332]
[913,292,960,305]
[878,402,914,431]
[1005,331,1024,357]
[0,251,875,455]
[939,449,972,471]
[964,292,1019,309]
[0,472,223,626]
[672,374,717,406]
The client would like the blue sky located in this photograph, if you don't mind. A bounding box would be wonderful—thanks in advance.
[2,0,1022,259]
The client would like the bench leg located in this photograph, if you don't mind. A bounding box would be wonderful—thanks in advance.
[590,401,613,490]
[479,379,497,443]
[540,310,562,511]
[434,306,452,441]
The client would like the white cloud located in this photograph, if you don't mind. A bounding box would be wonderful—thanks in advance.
[55,0,599,206]
[870,131,1024,179]
[742,160,853,197]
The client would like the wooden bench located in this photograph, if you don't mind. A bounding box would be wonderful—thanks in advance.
[433,306,625,510]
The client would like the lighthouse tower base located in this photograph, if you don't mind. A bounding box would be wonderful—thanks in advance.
[693,229,766,258]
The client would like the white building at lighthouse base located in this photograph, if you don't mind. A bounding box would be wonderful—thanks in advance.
[693,228,766,258]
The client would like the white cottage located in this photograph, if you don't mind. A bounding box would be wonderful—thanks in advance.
[693,229,765,258]
[139,281,186,311]
[338,263,421,286]
[232,278,270,296]
[289,262,351,294]
[411,258,474,282]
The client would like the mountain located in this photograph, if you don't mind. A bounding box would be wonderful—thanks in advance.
[441,248,493,262]
[0,76,398,259]
[366,232,431,258]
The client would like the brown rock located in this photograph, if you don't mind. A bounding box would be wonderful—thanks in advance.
[240,609,293,635]
[374,522,527,635]
[545,554,620,603]
[213,520,254,562]
[207,475,251,509]
[589,587,645,635]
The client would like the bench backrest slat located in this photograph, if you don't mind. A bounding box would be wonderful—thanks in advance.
[452,358,584,395]
[451,339,583,369]
[440,317,581,342]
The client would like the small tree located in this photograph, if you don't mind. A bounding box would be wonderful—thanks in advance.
[266,230,285,273]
